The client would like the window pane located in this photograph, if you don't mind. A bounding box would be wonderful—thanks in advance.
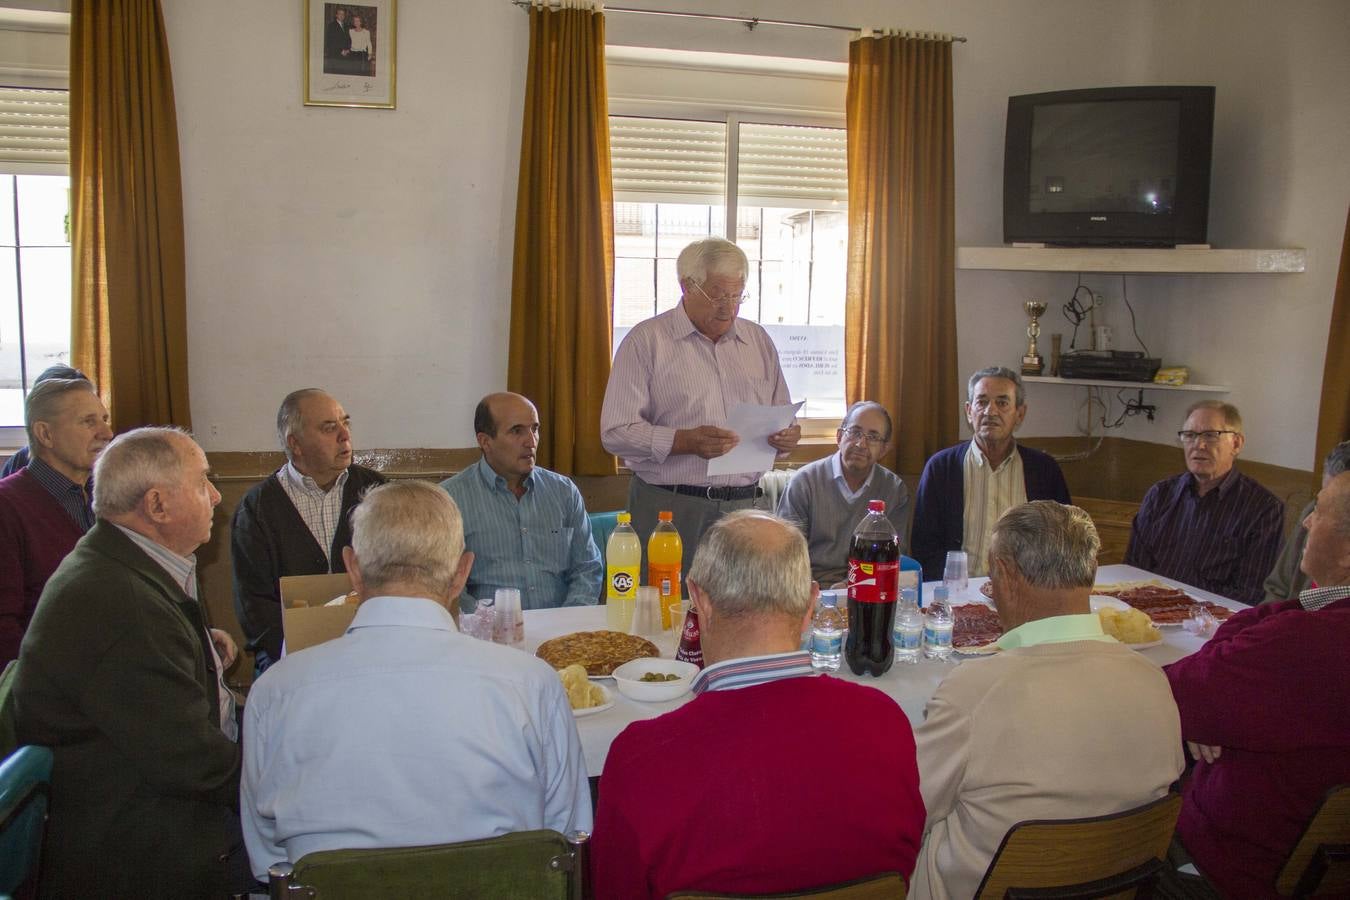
[0,177,13,247]
[0,250,21,424]
[16,175,69,246]
[655,258,681,314]
[19,246,72,378]
[614,257,654,328]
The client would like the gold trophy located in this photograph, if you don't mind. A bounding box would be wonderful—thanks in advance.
[1021,300,1047,376]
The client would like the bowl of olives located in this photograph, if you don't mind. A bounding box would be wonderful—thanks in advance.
[611,658,699,702]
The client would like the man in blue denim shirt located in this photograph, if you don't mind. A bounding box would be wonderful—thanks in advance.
[442,392,602,611]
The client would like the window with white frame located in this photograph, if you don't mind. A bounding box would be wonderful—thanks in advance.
[0,86,70,428]
[610,114,848,419]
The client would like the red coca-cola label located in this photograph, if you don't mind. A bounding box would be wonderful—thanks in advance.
[675,608,703,668]
[847,559,899,604]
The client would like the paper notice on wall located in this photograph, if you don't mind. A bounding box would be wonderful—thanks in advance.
[706,400,805,477]
[762,324,845,418]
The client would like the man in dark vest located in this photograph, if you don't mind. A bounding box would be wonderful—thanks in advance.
[232,389,385,674]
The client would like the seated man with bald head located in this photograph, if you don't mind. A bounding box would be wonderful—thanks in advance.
[911,501,1183,900]
[232,388,386,673]
[441,392,601,610]
[592,511,924,898]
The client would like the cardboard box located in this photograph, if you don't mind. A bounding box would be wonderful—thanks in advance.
[280,573,356,655]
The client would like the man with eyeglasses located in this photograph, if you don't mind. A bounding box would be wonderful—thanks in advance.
[776,401,908,586]
[910,366,1070,580]
[601,237,801,576]
[1124,400,1282,604]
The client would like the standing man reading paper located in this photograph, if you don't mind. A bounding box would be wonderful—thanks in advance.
[601,237,801,573]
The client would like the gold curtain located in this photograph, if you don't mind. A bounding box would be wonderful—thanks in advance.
[507,4,615,476]
[69,0,190,430]
[845,34,957,475]
[1314,206,1350,476]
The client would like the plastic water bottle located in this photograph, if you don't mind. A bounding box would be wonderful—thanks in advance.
[893,587,924,664]
[810,590,846,671]
[923,584,954,660]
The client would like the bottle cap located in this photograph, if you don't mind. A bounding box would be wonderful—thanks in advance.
[934,585,949,601]
[820,590,838,606]
[658,510,673,521]
[867,499,885,512]
[617,512,631,523]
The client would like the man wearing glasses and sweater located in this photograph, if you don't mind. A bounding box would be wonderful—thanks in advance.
[777,400,908,586]
[1125,400,1282,604]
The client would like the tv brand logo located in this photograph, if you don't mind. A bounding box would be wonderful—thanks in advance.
[1090,215,1108,222]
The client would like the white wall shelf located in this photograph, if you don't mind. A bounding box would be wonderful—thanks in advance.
[1024,375,1229,393]
[956,246,1306,274]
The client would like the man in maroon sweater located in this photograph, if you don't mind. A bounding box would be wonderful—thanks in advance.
[591,511,924,899]
[1166,470,1350,897]
[0,377,112,664]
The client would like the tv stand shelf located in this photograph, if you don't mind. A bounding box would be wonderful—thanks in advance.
[956,246,1305,274]
[1025,375,1229,393]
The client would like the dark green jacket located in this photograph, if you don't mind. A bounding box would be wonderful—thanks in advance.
[14,521,241,898]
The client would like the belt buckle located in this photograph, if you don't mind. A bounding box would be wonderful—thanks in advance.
[704,485,719,501]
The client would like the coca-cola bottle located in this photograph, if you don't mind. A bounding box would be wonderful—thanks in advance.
[845,499,900,676]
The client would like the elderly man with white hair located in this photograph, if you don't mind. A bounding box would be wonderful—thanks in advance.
[14,427,249,898]
[601,237,802,575]
[241,480,592,880]
[591,511,924,899]
[910,501,1184,900]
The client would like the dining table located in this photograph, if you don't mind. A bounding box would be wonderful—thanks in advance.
[519,563,1248,776]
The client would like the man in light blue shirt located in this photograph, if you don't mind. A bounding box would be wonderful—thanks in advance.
[241,480,592,879]
[442,392,602,611]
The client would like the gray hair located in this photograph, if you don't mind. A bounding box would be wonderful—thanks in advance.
[687,510,812,621]
[676,237,748,287]
[967,366,1026,408]
[276,389,328,459]
[350,481,465,596]
[93,427,193,517]
[989,501,1100,590]
[1184,399,1243,434]
[842,400,893,442]
[1324,441,1349,478]
[24,378,99,446]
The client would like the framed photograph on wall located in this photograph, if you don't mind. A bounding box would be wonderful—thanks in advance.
[304,0,397,108]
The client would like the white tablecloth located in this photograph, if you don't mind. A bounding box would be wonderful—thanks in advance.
[520,563,1247,776]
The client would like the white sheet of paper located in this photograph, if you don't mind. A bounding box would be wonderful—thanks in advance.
[706,401,804,477]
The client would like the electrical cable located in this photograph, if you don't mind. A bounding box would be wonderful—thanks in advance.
[1121,274,1149,356]
[1061,274,1097,350]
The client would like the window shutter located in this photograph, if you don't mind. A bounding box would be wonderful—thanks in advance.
[609,116,727,203]
[736,122,846,207]
[0,87,68,174]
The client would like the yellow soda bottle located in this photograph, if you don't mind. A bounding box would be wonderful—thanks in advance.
[605,513,642,632]
[648,510,683,629]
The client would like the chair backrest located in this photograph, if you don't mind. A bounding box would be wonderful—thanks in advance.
[0,660,20,760]
[1276,783,1350,897]
[0,745,54,896]
[973,792,1182,899]
[667,872,906,900]
[268,828,588,899]
[589,511,621,568]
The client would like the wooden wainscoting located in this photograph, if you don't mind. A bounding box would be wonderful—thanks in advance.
[1074,497,1139,566]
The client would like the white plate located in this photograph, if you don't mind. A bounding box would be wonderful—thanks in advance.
[1090,595,1130,612]
[953,643,999,656]
[571,684,614,717]
[1126,638,1164,651]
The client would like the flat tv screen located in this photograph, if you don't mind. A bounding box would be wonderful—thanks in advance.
[1003,86,1215,247]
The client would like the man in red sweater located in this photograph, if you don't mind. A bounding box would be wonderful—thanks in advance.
[0,377,112,664]
[591,510,924,899]
[1166,471,1350,897]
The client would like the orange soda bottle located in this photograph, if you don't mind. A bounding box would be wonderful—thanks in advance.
[647,511,683,629]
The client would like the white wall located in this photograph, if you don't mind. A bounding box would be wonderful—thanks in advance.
[164,0,1349,469]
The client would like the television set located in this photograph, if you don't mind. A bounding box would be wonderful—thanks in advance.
[1002,86,1215,247]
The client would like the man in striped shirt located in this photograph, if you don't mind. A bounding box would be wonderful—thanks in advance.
[600,237,802,577]
[1125,400,1282,604]
[591,511,924,898]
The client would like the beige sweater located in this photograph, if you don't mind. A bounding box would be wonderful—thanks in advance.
[909,640,1184,900]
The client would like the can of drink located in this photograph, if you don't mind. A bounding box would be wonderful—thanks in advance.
[675,605,703,669]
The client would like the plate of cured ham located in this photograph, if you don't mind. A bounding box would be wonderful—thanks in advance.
[1092,581,1234,627]
[952,603,1004,655]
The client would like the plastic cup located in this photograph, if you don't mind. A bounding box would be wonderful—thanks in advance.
[630,586,663,640]
[943,551,969,596]
[493,588,524,646]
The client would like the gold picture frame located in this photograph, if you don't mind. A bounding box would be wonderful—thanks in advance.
[303,0,397,109]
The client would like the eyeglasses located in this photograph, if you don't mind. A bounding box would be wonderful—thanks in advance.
[839,425,887,445]
[1177,430,1239,445]
[691,281,748,308]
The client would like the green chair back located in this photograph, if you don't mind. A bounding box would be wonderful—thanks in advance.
[268,828,588,900]
[0,661,19,760]
[0,745,54,896]
[589,511,622,569]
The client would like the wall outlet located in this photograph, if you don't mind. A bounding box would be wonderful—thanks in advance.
[1093,325,1114,350]
[210,422,220,436]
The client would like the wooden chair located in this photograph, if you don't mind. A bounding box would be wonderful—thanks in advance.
[267,829,589,899]
[667,872,906,900]
[1276,784,1350,897]
[973,792,1182,899]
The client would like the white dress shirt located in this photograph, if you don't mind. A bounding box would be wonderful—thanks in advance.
[241,595,592,878]
[961,440,1026,577]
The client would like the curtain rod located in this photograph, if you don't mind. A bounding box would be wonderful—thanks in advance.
[510,2,968,43]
